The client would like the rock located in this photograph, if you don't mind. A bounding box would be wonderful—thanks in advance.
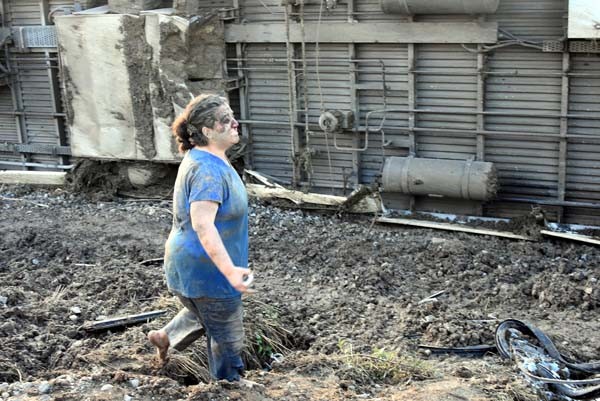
[431,237,446,244]
[70,306,81,314]
[32,258,40,265]
[129,378,140,388]
[124,395,133,401]
[0,296,7,307]
[100,384,114,392]
[453,366,474,378]
[69,315,79,322]
[38,381,51,394]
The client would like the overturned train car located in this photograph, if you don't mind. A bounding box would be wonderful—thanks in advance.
[1,0,600,225]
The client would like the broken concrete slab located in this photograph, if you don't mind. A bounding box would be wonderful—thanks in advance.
[172,0,201,16]
[56,14,157,161]
[0,171,66,186]
[145,12,227,159]
[56,11,227,163]
[108,0,162,14]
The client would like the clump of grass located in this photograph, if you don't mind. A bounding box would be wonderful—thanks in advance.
[154,295,294,383]
[162,350,210,384]
[335,339,435,386]
[243,298,293,369]
[48,285,68,305]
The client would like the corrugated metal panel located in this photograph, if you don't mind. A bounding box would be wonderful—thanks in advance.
[240,0,348,23]
[244,44,293,182]
[416,44,477,160]
[490,0,565,41]
[301,44,352,189]
[15,54,58,147]
[568,54,600,136]
[566,54,600,211]
[0,86,18,143]
[196,0,234,15]
[356,44,409,184]
[484,48,562,201]
[239,0,283,23]
[6,1,42,26]
[354,0,405,22]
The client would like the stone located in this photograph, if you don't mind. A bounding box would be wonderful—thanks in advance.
[38,381,52,394]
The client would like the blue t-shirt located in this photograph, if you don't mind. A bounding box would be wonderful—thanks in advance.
[164,148,248,299]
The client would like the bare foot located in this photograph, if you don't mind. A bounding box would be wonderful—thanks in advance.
[147,330,169,363]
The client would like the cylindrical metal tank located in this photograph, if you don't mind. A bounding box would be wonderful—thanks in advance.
[381,156,498,201]
[380,0,500,15]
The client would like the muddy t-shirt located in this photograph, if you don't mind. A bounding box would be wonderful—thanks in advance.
[164,148,248,299]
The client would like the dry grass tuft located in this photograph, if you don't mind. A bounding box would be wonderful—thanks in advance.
[334,340,436,386]
[243,298,293,369]
[162,351,211,383]
[154,295,294,383]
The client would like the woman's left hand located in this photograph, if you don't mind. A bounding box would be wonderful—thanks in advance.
[224,266,254,293]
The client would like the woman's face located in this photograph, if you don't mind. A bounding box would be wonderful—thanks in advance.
[209,104,240,149]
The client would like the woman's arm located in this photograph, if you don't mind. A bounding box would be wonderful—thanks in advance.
[190,200,251,292]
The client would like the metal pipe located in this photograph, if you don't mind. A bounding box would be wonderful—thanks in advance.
[238,118,600,140]
[499,196,600,210]
[0,160,74,169]
[0,110,66,117]
[380,0,499,15]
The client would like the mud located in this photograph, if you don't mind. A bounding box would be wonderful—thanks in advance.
[121,15,157,160]
[1,185,599,400]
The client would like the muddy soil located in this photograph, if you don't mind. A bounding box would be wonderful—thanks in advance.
[1,185,599,401]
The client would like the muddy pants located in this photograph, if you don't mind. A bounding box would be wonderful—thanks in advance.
[164,296,245,381]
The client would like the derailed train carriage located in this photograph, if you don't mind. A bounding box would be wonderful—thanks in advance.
[1,0,600,226]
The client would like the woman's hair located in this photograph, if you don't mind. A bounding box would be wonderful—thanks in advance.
[171,94,228,153]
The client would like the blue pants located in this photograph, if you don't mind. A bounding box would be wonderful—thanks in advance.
[163,295,245,381]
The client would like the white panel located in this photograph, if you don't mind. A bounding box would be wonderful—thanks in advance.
[568,0,600,39]
[55,14,141,160]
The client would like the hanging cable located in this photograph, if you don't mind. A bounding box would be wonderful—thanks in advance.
[299,0,314,185]
[314,0,334,190]
[284,5,298,186]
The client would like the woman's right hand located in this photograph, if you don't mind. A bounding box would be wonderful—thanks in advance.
[225,266,254,293]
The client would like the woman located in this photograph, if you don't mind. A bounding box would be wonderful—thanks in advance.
[148,94,252,382]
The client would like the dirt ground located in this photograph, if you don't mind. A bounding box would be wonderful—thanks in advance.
[1,184,599,401]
